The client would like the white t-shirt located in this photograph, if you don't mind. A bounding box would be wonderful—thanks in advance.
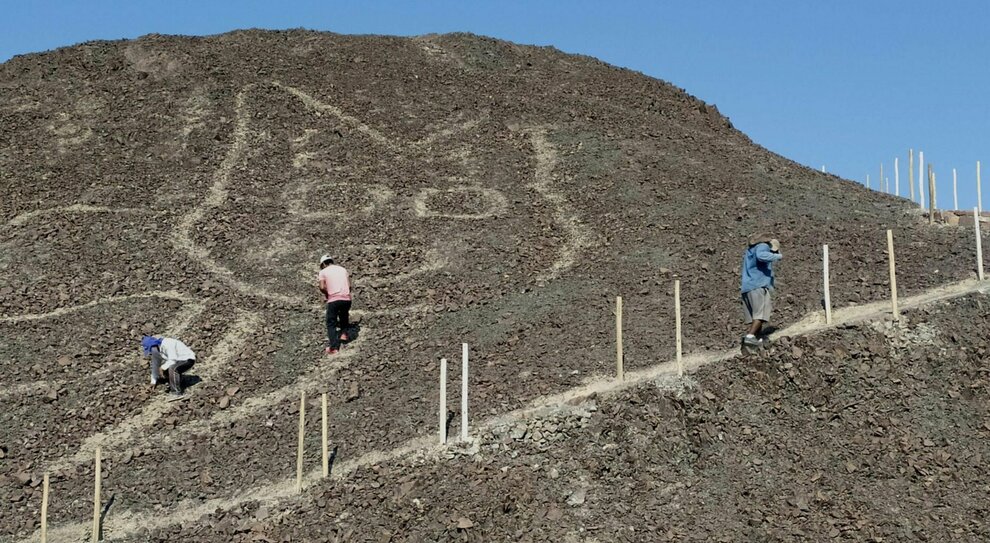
[159,338,196,370]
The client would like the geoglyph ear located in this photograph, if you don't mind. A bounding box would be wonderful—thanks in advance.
[770,239,780,252]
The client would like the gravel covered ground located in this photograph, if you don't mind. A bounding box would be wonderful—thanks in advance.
[1,30,987,541]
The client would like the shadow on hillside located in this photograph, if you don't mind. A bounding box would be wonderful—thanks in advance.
[342,321,362,343]
[182,374,202,390]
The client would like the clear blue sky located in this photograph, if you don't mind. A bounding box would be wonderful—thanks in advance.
[2,0,987,210]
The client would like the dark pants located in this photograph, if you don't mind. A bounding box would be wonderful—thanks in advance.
[151,352,194,394]
[168,359,194,394]
[326,300,351,349]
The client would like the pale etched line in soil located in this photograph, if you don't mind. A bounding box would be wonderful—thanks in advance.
[163,298,208,338]
[0,297,205,404]
[773,278,988,339]
[45,310,262,474]
[353,248,447,289]
[275,81,485,150]
[169,85,303,306]
[22,280,988,543]
[525,127,596,282]
[17,330,370,543]
[416,114,487,148]
[164,328,368,443]
[168,83,436,310]
[411,186,508,220]
[275,81,396,150]
[0,290,193,324]
[0,381,53,403]
[167,81,497,310]
[5,204,145,227]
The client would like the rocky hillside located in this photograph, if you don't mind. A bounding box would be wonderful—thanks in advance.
[0,30,985,541]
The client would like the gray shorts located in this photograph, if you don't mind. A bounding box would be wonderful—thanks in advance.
[742,287,773,323]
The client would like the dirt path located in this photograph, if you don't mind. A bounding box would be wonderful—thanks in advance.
[17,278,988,543]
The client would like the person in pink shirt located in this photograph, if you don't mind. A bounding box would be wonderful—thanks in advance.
[318,255,352,355]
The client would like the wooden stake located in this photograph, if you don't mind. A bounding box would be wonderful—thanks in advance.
[953,168,959,210]
[41,473,49,543]
[615,296,624,381]
[928,164,936,224]
[895,157,900,197]
[909,149,915,202]
[674,280,683,376]
[976,207,985,281]
[979,161,983,214]
[932,167,938,210]
[461,343,469,441]
[92,447,100,543]
[880,163,885,193]
[439,358,447,445]
[918,151,925,208]
[887,230,899,318]
[296,390,305,492]
[823,245,832,325]
[321,392,328,478]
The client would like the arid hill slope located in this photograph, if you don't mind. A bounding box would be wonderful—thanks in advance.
[0,30,984,541]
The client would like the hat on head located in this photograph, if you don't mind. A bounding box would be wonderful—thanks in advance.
[748,233,774,247]
[319,254,333,266]
[141,335,163,356]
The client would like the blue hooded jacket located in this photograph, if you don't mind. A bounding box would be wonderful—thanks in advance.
[740,242,782,294]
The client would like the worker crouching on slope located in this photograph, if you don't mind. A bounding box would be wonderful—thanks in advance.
[318,255,352,356]
[740,233,782,350]
[142,335,196,400]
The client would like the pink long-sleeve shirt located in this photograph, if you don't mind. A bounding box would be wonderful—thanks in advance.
[318,264,351,303]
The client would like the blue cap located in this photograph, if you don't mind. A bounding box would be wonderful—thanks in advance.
[141,335,163,356]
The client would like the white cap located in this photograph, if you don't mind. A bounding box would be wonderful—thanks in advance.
[319,254,333,265]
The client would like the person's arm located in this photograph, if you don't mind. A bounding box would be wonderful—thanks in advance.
[318,274,328,299]
[755,244,782,263]
[150,347,166,379]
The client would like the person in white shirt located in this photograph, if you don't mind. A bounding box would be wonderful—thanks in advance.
[142,336,196,400]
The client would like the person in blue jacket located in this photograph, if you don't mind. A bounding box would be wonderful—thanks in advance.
[740,233,782,348]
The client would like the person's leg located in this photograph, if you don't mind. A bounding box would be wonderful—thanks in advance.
[168,360,194,395]
[338,300,351,341]
[748,319,763,336]
[168,366,181,395]
[742,291,763,346]
[150,351,163,385]
[327,302,343,350]
[756,288,773,340]
[742,293,756,333]
[325,303,337,348]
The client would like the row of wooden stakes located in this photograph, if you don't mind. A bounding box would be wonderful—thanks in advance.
[865,154,984,215]
[32,218,987,542]
[612,219,987,381]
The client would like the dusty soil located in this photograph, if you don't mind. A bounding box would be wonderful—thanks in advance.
[0,30,987,541]
[123,293,990,542]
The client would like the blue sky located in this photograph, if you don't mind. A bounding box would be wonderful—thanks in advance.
[2,0,987,210]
